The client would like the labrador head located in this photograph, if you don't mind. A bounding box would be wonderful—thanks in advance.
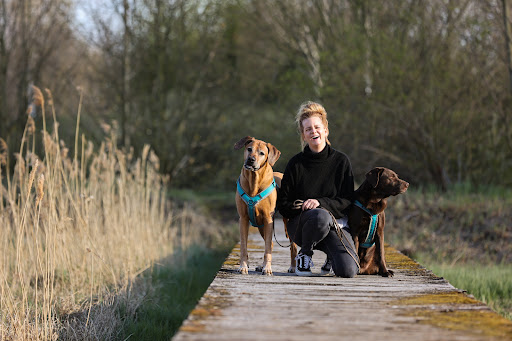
[366,167,409,197]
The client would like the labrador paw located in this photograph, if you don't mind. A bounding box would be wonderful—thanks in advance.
[287,266,296,273]
[380,269,394,277]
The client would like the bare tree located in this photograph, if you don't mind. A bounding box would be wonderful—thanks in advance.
[0,0,83,148]
[252,0,332,98]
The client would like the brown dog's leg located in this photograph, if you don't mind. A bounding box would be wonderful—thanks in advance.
[238,217,250,274]
[362,262,379,275]
[260,221,273,275]
[289,242,297,273]
[283,218,297,273]
[255,227,274,272]
[353,235,360,255]
[376,213,394,277]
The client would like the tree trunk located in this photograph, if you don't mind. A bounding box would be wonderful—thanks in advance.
[503,0,512,93]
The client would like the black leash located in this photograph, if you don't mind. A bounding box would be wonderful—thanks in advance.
[321,207,360,272]
[272,199,304,248]
[272,219,292,248]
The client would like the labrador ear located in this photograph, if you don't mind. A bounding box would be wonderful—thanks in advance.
[267,143,281,166]
[234,136,254,150]
[366,167,384,188]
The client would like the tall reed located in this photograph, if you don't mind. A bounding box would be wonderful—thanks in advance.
[0,87,200,340]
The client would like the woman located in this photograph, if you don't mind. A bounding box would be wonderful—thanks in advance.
[277,101,359,277]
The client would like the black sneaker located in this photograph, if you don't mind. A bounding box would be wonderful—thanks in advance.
[295,252,314,276]
[320,257,333,276]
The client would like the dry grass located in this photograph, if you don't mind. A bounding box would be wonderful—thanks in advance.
[0,86,205,340]
[385,188,512,265]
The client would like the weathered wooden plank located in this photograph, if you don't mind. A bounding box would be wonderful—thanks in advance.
[173,221,512,341]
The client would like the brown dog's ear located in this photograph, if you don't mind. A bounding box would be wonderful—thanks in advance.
[366,167,384,188]
[266,143,281,166]
[234,136,254,150]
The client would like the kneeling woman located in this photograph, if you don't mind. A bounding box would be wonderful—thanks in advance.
[277,101,359,277]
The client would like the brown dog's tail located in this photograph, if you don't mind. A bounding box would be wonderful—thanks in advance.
[273,172,283,188]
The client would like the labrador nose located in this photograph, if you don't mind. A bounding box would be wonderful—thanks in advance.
[247,156,256,164]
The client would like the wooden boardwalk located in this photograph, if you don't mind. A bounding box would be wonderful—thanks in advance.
[173,221,512,341]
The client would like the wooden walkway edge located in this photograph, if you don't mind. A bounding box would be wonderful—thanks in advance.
[173,221,512,341]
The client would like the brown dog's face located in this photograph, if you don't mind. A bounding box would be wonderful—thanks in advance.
[366,167,409,198]
[234,136,281,171]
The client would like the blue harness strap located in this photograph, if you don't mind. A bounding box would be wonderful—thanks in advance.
[237,178,277,228]
[354,200,378,248]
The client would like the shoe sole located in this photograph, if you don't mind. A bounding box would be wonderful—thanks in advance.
[295,269,314,277]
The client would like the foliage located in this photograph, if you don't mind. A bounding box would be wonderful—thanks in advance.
[1,0,512,190]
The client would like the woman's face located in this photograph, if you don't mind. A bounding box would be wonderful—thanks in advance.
[301,115,328,152]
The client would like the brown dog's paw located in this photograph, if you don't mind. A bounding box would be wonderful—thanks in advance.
[380,269,394,277]
[287,266,296,273]
[261,265,272,276]
[238,264,249,275]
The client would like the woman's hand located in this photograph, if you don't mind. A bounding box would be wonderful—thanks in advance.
[302,199,320,210]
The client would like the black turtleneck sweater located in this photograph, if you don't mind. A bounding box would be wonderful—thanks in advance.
[277,144,354,219]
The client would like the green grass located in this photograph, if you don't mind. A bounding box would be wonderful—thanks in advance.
[168,189,234,209]
[168,189,236,223]
[421,261,512,320]
[416,181,512,201]
[120,244,232,340]
[385,186,512,321]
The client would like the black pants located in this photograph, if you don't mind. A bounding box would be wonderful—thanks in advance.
[287,208,359,278]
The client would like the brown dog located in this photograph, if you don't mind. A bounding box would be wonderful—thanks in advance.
[348,167,409,277]
[234,136,281,275]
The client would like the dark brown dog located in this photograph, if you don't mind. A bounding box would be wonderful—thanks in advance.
[348,167,409,277]
[234,136,281,275]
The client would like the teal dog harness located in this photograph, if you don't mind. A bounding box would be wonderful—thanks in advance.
[354,200,378,248]
[237,178,277,228]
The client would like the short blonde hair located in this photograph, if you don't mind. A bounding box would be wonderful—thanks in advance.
[295,101,330,148]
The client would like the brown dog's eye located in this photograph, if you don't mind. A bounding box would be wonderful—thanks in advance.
[247,147,252,152]
[259,151,265,156]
